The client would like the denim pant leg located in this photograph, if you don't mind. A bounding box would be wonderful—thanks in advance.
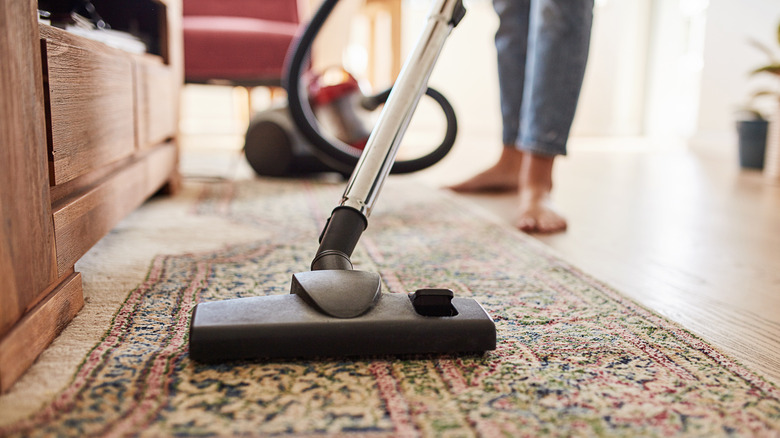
[493,0,531,147]
[494,0,594,156]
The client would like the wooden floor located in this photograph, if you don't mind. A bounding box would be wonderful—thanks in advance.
[417,137,780,386]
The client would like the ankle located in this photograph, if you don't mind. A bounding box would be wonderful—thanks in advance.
[496,146,524,171]
[518,184,550,204]
[519,152,555,192]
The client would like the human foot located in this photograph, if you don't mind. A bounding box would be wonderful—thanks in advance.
[447,146,524,193]
[515,189,567,233]
[514,152,566,233]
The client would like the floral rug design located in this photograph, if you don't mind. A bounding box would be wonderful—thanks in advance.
[1,178,779,437]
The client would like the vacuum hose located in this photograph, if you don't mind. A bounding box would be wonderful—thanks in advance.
[284,0,458,174]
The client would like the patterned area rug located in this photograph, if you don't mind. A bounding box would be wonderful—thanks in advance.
[1,176,779,437]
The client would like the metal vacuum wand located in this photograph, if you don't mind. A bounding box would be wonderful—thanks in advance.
[341,0,466,218]
[312,0,466,272]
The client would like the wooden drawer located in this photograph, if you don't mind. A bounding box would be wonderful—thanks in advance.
[51,143,177,276]
[42,26,136,185]
[135,58,177,149]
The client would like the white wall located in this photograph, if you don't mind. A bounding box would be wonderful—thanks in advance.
[572,0,652,137]
[643,0,708,139]
[403,0,502,138]
[578,0,780,146]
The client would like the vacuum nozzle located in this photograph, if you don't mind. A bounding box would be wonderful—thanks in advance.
[189,282,496,363]
[189,208,496,363]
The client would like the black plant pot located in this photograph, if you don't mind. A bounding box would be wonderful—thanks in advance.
[736,119,768,169]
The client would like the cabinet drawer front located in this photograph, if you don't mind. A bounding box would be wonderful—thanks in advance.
[136,59,177,149]
[45,36,136,185]
[52,143,177,276]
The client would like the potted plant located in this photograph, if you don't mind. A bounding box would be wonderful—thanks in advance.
[741,22,780,172]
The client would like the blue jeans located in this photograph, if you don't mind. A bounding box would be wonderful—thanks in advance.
[494,0,593,156]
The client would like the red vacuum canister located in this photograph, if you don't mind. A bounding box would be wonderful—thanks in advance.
[307,68,370,150]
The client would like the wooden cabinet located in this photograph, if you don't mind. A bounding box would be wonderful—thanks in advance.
[0,0,182,392]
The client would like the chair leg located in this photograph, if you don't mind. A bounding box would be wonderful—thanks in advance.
[269,86,286,102]
[232,86,253,130]
[246,86,254,120]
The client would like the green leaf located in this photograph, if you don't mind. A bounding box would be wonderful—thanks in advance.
[750,64,780,76]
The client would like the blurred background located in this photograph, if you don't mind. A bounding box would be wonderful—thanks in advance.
[179,0,780,182]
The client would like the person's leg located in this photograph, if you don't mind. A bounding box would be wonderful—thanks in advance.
[448,0,530,193]
[515,0,593,233]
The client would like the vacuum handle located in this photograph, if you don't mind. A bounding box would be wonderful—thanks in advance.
[339,0,466,218]
[312,0,465,271]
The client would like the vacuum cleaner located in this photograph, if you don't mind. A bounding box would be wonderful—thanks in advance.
[189,0,496,362]
[243,6,459,177]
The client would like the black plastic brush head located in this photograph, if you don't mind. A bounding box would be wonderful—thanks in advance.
[189,270,496,362]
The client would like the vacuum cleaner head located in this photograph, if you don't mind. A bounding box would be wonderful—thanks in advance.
[189,270,496,362]
[189,0,494,364]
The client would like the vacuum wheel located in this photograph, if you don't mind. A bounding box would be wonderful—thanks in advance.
[244,120,294,177]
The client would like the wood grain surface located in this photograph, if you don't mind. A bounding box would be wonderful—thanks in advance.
[41,25,136,185]
[135,57,177,149]
[1,0,181,393]
[0,272,83,393]
[0,0,58,339]
[52,143,177,276]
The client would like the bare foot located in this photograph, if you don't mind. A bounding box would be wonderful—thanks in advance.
[516,190,567,233]
[447,147,524,193]
[515,153,567,234]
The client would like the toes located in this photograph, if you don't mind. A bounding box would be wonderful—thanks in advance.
[516,215,538,232]
[516,208,567,234]
[534,211,567,233]
[537,217,567,234]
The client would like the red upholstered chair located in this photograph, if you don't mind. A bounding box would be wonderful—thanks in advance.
[182,0,303,86]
